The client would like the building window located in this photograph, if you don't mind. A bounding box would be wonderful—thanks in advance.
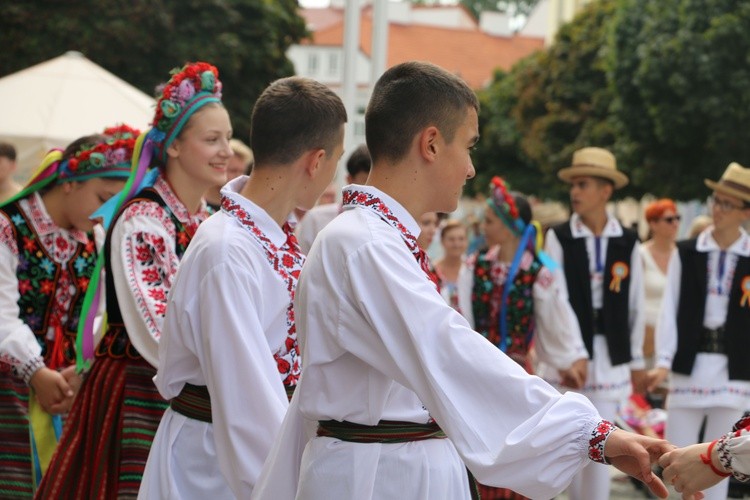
[307,54,319,75]
[328,53,339,76]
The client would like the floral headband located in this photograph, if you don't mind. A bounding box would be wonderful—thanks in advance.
[151,61,223,163]
[487,176,526,236]
[103,124,141,140]
[58,129,141,183]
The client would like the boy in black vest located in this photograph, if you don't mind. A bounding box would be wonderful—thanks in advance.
[649,162,750,500]
[540,147,646,500]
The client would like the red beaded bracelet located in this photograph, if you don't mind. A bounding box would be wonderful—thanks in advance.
[700,439,731,477]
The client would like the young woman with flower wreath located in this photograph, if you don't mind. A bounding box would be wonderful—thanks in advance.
[456,176,590,500]
[36,62,232,499]
[0,128,137,496]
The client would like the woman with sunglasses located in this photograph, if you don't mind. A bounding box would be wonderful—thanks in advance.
[640,199,680,372]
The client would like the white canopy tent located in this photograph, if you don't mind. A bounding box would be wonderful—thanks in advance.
[0,51,155,182]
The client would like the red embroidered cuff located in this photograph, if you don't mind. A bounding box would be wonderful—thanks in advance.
[589,420,617,464]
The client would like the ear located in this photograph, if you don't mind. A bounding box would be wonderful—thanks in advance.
[418,126,440,163]
[304,149,327,178]
[62,181,75,194]
[166,139,181,159]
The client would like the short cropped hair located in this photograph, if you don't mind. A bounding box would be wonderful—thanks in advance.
[250,77,347,166]
[346,144,371,178]
[366,61,479,164]
[0,142,16,161]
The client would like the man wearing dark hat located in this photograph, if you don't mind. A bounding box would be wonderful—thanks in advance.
[539,146,647,500]
[648,162,750,500]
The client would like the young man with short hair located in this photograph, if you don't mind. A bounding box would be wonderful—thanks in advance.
[139,76,347,498]
[253,63,669,500]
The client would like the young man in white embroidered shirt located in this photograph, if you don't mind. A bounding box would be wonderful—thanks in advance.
[648,162,750,500]
[138,77,346,499]
[252,61,671,500]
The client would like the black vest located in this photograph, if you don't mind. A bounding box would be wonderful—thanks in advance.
[673,238,750,380]
[552,221,638,366]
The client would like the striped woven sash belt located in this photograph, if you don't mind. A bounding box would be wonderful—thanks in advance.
[316,419,479,499]
[317,419,446,442]
[171,383,296,423]
[171,383,212,423]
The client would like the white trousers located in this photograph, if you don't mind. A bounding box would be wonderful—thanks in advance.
[666,406,741,500]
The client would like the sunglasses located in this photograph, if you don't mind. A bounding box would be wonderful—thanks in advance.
[660,215,681,224]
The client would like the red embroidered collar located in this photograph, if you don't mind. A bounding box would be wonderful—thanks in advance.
[220,190,303,388]
[342,187,438,289]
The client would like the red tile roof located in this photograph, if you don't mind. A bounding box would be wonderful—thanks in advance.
[302,7,544,89]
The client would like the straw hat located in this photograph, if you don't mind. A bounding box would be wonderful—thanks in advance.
[557,147,629,189]
[704,162,750,203]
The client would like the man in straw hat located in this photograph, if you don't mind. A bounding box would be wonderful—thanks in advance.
[539,146,647,499]
[648,162,750,500]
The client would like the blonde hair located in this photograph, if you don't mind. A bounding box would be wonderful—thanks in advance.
[230,138,254,168]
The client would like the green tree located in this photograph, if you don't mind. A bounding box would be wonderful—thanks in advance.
[610,0,750,199]
[0,0,306,142]
[473,0,619,200]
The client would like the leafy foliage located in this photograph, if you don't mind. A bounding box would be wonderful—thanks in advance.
[610,0,750,199]
[0,0,307,141]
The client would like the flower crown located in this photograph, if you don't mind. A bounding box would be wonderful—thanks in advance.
[61,129,141,182]
[149,62,223,163]
[103,124,141,140]
[487,176,525,235]
[152,62,222,133]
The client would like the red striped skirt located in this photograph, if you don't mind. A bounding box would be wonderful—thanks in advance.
[35,356,167,499]
[0,365,33,498]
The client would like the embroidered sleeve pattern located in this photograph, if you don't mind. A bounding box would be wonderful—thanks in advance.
[121,202,177,341]
[716,412,750,482]
[588,420,617,464]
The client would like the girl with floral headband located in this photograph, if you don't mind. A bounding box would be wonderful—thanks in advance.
[457,177,590,499]
[37,62,231,499]
[0,129,137,496]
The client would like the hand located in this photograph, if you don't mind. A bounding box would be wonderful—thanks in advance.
[646,367,670,393]
[659,443,728,499]
[60,365,84,395]
[559,358,588,389]
[604,429,674,499]
[29,367,74,414]
[631,369,648,395]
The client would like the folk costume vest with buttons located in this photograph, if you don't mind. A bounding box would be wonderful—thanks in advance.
[1,200,95,367]
[673,238,750,380]
[552,222,637,366]
[97,187,192,359]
